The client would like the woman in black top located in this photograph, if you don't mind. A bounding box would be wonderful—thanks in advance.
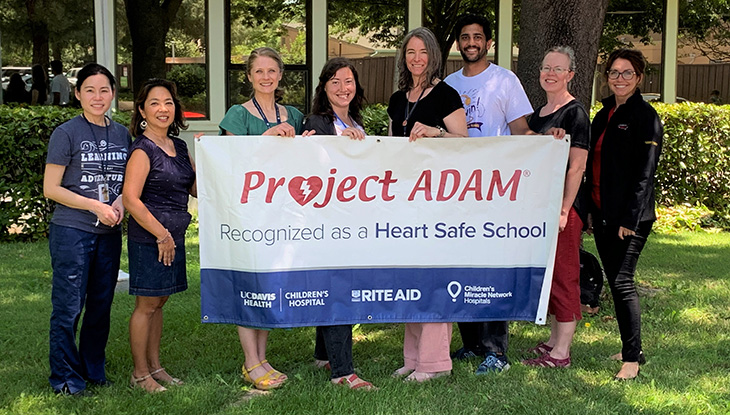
[586,49,662,380]
[523,46,589,369]
[387,27,466,383]
[304,58,374,390]
[387,28,467,141]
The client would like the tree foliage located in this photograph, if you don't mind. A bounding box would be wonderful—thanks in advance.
[602,0,730,61]
[0,0,93,67]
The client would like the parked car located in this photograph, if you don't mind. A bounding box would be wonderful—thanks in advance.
[1,74,33,93]
[1,66,33,82]
[66,67,84,88]
[641,93,688,103]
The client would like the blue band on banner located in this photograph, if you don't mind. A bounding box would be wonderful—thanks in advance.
[200,267,545,328]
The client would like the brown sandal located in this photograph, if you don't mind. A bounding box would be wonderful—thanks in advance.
[522,353,571,368]
[335,374,375,390]
[150,367,184,386]
[130,373,167,393]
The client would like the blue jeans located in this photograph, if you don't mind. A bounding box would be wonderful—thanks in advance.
[48,224,121,393]
[314,325,354,378]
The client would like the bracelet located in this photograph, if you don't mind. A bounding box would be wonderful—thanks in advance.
[156,230,172,244]
[437,125,446,137]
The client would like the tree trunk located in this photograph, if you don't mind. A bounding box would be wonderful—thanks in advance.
[516,0,609,110]
[124,0,183,96]
[25,0,49,69]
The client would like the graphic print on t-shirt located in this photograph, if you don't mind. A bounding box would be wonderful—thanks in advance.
[460,90,485,133]
[79,139,128,198]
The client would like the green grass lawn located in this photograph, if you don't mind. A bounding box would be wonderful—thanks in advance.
[0,231,728,415]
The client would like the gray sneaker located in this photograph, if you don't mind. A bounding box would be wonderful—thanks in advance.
[475,352,510,374]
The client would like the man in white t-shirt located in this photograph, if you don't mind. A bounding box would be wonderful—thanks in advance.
[444,13,534,374]
[445,15,534,137]
[50,60,71,106]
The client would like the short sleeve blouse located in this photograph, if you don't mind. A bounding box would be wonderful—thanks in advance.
[528,100,590,150]
[219,104,305,135]
[387,81,463,137]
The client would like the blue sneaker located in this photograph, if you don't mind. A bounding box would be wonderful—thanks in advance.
[475,352,510,374]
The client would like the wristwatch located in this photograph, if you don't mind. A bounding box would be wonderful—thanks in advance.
[437,125,446,137]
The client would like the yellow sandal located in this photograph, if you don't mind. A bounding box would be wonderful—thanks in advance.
[242,362,286,390]
[261,359,288,381]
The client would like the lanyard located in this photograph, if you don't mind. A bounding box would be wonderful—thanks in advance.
[252,97,281,129]
[403,87,426,135]
[334,112,350,130]
[81,114,110,183]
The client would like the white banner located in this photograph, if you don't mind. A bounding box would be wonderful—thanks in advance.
[196,135,569,327]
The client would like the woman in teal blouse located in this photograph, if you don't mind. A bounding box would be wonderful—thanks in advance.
[219,47,304,137]
[219,47,303,390]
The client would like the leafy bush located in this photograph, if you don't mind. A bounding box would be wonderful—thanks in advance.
[362,103,389,136]
[167,64,206,98]
[0,105,132,241]
[653,103,730,213]
[654,204,727,233]
[0,105,79,240]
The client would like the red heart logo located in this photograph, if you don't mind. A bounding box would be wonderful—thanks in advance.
[288,176,322,206]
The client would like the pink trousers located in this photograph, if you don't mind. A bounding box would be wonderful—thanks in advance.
[402,322,453,372]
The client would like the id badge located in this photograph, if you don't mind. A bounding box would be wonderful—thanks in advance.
[98,183,110,203]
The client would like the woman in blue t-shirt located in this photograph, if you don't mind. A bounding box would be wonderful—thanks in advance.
[43,63,131,396]
[124,78,196,393]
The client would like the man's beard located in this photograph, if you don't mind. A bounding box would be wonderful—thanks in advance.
[460,47,486,63]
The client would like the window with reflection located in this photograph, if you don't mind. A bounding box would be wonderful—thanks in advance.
[116,0,209,120]
[227,0,307,113]
[1,0,95,106]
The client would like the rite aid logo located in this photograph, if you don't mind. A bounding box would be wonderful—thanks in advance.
[351,289,421,302]
[447,281,462,302]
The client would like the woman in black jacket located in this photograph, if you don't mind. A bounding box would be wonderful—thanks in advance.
[304,57,366,140]
[304,57,373,390]
[586,49,662,380]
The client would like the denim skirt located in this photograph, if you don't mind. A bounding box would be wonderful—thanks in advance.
[128,239,188,297]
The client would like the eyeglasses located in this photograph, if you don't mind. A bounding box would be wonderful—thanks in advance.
[607,69,636,80]
[539,66,570,74]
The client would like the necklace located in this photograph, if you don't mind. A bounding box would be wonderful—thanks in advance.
[403,87,426,135]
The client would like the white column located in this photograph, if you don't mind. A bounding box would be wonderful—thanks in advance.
[311,0,327,95]
[662,0,679,103]
[206,0,226,127]
[0,31,4,104]
[94,0,116,110]
[407,0,422,31]
[495,0,513,68]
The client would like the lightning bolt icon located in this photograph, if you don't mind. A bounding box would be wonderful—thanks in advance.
[300,180,313,200]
